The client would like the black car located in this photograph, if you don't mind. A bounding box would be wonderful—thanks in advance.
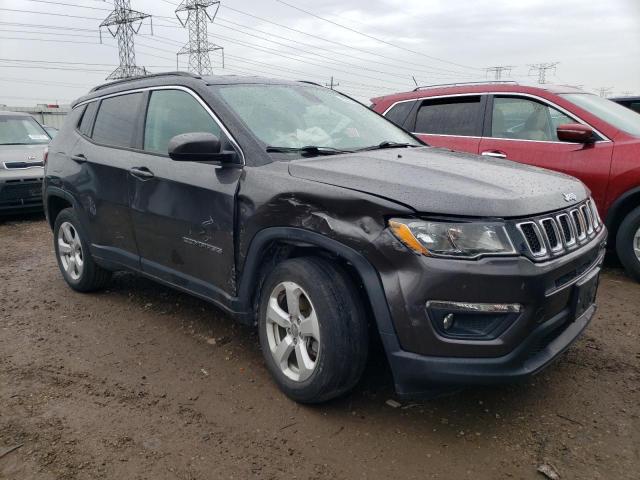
[44,72,607,403]
[611,96,640,114]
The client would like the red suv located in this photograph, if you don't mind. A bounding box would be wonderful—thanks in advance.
[372,82,640,281]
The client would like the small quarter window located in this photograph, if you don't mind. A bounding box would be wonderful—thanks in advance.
[384,101,415,128]
[78,102,97,137]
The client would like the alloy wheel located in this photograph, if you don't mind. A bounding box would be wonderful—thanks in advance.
[57,221,84,281]
[265,281,320,382]
[634,226,640,262]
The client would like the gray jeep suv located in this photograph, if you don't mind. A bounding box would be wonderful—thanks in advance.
[0,111,50,214]
[44,73,607,403]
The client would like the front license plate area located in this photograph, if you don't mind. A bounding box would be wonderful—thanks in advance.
[572,271,599,320]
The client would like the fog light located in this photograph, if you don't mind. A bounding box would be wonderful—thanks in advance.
[426,301,522,339]
[443,313,454,331]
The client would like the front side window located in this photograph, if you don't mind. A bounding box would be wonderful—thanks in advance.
[561,93,640,137]
[491,96,574,141]
[92,93,144,148]
[144,89,222,155]
[0,115,50,145]
[414,96,482,136]
[216,84,419,152]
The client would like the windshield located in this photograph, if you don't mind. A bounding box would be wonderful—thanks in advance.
[561,93,640,137]
[215,84,421,153]
[0,115,50,145]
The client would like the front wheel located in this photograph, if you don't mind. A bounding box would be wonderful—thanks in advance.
[616,206,640,282]
[258,257,368,403]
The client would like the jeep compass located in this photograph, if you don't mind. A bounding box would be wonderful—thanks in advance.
[44,73,607,403]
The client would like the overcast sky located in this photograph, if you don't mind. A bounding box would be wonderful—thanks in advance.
[0,0,639,106]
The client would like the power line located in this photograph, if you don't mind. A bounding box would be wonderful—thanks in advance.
[216,4,477,78]
[273,0,481,72]
[18,0,112,11]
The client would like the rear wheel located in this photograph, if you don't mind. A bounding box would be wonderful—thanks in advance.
[258,257,368,403]
[53,208,111,292]
[616,206,640,282]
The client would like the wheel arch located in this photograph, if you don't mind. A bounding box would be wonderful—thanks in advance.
[45,186,78,230]
[237,228,397,342]
[605,186,640,243]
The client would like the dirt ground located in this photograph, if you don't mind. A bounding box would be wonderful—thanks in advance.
[1,214,638,480]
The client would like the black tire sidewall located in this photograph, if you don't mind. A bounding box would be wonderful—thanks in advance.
[616,206,640,282]
[258,257,367,403]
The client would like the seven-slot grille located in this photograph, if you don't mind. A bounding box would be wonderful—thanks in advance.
[516,199,602,259]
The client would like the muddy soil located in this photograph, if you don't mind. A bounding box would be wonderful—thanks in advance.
[1,215,638,479]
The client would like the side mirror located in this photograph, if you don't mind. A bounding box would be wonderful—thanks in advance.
[556,123,595,144]
[168,132,236,163]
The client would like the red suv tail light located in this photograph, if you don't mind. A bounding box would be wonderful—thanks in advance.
[43,146,49,166]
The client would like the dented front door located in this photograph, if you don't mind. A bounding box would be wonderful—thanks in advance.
[128,158,241,299]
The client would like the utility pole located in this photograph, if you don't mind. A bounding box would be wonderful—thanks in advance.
[528,62,559,84]
[100,0,151,80]
[325,76,339,90]
[620,90,633,96]
[175,0,224,75]
[596,87,613,98]
[485,66,514,81]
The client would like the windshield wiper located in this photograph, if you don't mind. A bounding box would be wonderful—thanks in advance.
[1,142,31,146]
[266,145,353,156]
[354,141,418,152]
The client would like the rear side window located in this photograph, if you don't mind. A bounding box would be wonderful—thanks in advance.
[384,101,415,127]
[92,93,144,148]
[78,102,97,137]
[143,89,221,155]
[415,96,482,136]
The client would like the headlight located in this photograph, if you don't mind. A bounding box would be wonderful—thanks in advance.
[389,219,516,259]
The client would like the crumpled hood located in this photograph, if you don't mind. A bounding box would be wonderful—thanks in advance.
[0,144,47,169]
[288,147,589,218]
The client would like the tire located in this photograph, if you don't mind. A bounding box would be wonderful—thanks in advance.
[53,207,111,292]
[616,206,640,282]
[258,256,368,403]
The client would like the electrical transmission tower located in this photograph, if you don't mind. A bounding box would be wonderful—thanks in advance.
[100,0,151,80]
[528,62,559,84]
[485,66,514,81]
[175,0,224,75]
[596,87,613,98]
[325,76,339,90]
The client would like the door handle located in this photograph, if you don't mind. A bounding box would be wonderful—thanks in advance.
[71,153,87,163]
[129,166,155,179]
[481,150,507,159]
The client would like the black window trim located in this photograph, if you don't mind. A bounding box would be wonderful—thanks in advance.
[402,93,487,138]
[74,85,245,164]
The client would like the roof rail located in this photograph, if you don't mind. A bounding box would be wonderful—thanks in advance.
[90,71,201,92]
[413,80,518,91]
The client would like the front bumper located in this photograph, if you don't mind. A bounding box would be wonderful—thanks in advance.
[0,169,44,213]
[373,227,606,397]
